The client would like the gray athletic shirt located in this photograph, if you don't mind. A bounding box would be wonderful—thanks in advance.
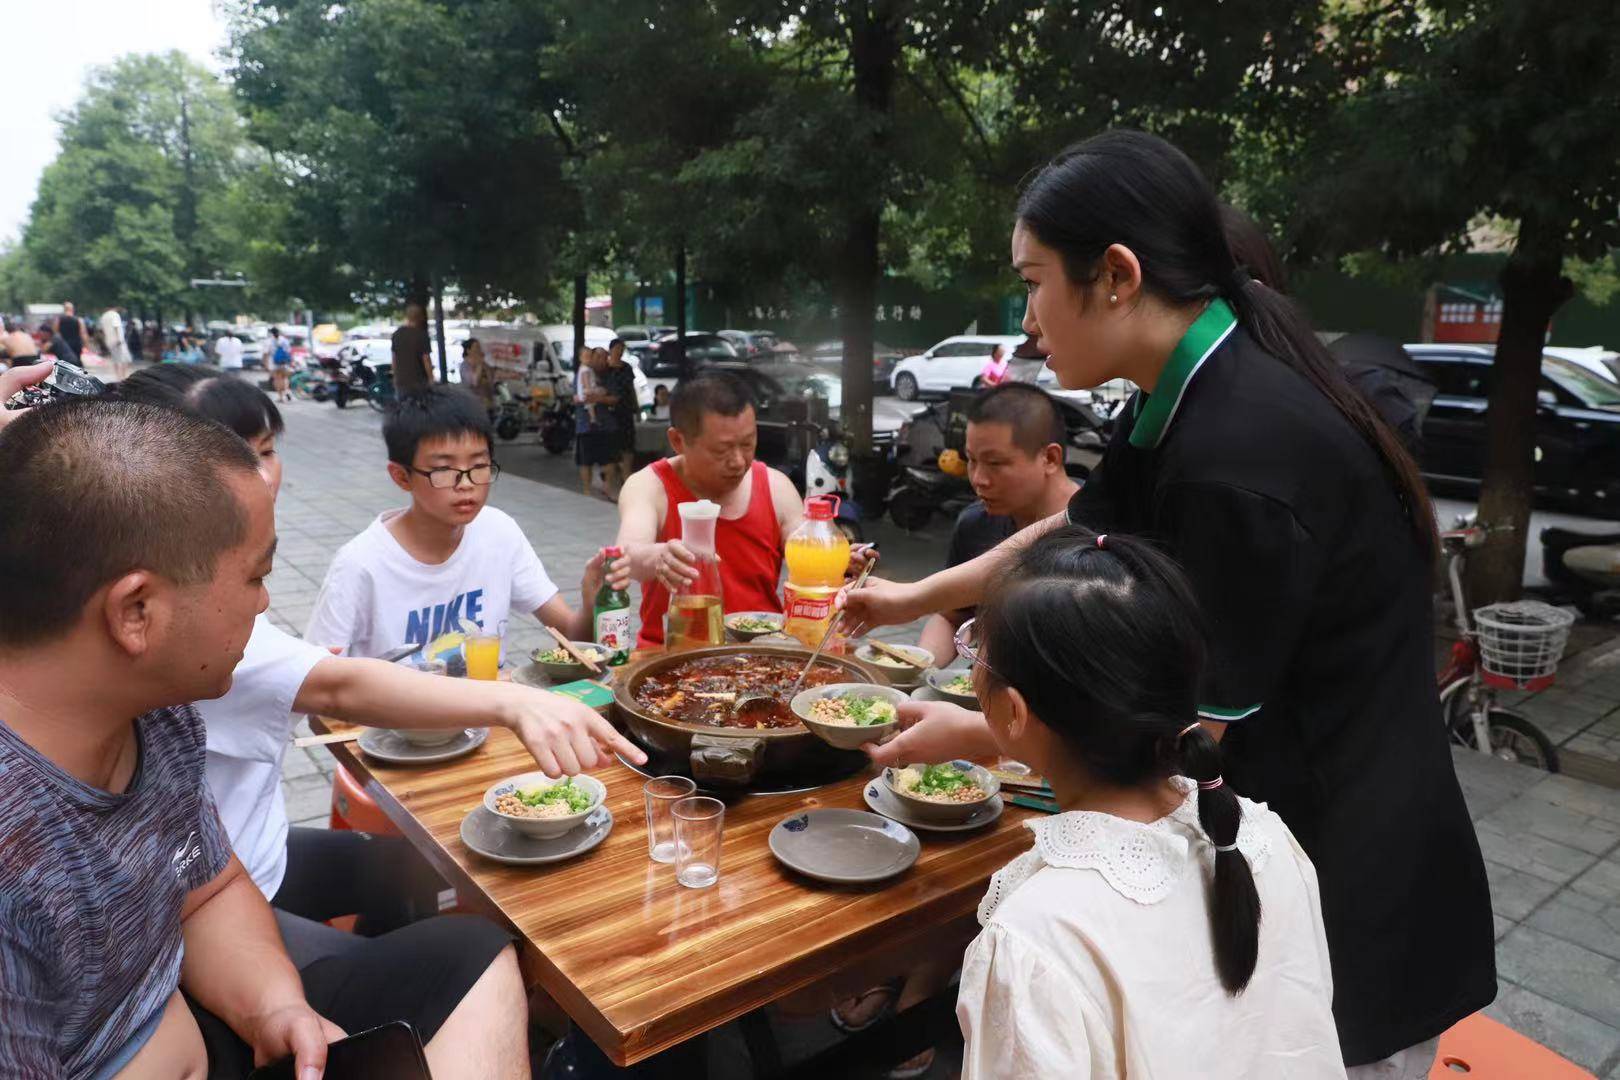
[0,705,232,1078]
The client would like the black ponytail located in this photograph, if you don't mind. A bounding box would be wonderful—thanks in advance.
[1017,131,1438,563]
[978,525,1263,995]
[1178,724,1262,994]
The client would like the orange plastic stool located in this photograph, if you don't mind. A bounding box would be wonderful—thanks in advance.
[328,764,401,836]
[1430,1013,1594,1078]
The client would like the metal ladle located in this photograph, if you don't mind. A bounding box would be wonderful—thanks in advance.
[733,558,878,721]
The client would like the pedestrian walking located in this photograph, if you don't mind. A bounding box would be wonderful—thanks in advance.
[100,305,131,380]
[267,326,293,402]
[54,301,82,363]
[601,338,640,492]
[391,303,434,397]
[215,331,244,373]
[574,346,620,499]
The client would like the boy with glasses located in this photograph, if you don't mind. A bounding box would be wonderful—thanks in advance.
[307,387,604,663]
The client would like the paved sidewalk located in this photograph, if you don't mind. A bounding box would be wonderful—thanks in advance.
[267,398,1620,1073]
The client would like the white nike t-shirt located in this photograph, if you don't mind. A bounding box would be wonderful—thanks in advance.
[304,506,559,661]
[198,615,331,898]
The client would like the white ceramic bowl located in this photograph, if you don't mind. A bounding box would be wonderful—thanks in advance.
[791,683,908,750]
[924,667,980,708]
[854,642,933,688]
[398,727,464,747]
[725,611,786,642]
[484,772,608,839]
[884,761,999,824]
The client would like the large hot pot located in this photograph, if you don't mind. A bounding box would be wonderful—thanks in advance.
[612,643,884,788]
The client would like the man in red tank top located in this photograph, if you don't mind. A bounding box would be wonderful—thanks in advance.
[612,371,808,648]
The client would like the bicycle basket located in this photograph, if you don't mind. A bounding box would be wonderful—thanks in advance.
[1472,601,1576,687]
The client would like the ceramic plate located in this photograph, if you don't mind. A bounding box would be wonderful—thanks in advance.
[768,808,920,884]
[863,778,1004,833]
[460,805,614,866]
[357,727,488,765]
[909,685,951,704]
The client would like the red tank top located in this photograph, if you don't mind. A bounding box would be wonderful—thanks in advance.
[637,459,784,647]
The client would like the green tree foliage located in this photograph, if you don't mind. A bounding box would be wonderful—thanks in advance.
[227,0,574,312]
[19,51,246,315]
[1251,0,1620,601]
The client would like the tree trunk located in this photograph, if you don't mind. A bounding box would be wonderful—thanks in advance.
[432,275,448,383]
[178,93,198,329]
[838,2,901,464]
[572,273,587,371]
[1467,224,1574,604]
[675,240,688,379]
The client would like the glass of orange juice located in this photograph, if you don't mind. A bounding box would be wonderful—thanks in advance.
[464,632,501,681]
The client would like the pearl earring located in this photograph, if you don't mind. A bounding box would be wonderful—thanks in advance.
[1109,294,1118,304]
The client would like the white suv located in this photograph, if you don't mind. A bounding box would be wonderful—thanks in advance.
[889,335,1027,400]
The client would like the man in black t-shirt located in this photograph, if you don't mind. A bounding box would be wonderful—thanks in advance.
[916,383,1078,664]
[54,301,82,362]
[390,302,433,397]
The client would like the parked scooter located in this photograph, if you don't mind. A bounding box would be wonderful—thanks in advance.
[1541,525,1620,618]
[312,347,377,409]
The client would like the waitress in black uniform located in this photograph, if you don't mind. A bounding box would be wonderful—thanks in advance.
[845,130,1495,1075]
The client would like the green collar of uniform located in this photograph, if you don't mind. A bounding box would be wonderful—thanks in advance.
[1128,297,1239,450]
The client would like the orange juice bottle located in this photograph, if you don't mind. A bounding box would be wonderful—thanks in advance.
[783,495,851,648]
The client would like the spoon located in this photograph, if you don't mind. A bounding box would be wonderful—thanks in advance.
[734,558,879,720]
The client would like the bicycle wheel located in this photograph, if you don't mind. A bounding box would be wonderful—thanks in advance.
[1445,693,1560,772]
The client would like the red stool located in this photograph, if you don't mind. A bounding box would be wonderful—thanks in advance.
[328,764,401,835]
[1430,1013,1594,1078]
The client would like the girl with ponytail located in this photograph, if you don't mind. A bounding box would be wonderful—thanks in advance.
[956,526,1340,1078]
[848,129,1493,1074]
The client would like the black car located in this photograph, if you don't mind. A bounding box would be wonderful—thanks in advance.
[1409,345,1620,509]
[807,339,908,386]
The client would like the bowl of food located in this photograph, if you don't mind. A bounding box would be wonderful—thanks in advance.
[725,612,785,642]
[530,643,610,683]
[885,761,999,824]
[925,667,979,708]
[854,642,933,689]
[484,772,607,839]
[791,683,908,750]
[397,726,465,748]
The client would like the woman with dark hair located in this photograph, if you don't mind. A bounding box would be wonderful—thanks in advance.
[957,527,1340,1077]
[846,130,1492,1076]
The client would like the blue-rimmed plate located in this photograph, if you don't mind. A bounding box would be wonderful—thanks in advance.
[768,809,920,884]
[863,777,1003,833]
[357,726,488,765]
[459,805,614,866]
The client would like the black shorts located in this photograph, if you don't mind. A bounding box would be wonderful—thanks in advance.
[188,912,512,1077]
[575,429,619,466]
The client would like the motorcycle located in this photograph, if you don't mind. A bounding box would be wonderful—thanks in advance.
[1541,525,1620,618]
[491,379,574,453]
[312,347,378,409]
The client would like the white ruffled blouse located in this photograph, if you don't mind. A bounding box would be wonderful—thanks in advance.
[957,779,1345,1079]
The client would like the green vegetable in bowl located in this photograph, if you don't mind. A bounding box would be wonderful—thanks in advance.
[536,648,573,663]
[516,776,593,813]
[908,763,975,796]
[845,696,897,727]
[943,674,974,696]
[728,615,781,632]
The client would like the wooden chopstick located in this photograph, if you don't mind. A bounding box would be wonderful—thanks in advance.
[295,730,363,748]
[544,624,602,675]
[866,639,931,669]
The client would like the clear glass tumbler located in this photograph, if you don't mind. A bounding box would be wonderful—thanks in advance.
[672,796,726,888]
[643,776,696,863]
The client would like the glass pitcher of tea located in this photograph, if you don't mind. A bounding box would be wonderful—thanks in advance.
[667,499,725,649]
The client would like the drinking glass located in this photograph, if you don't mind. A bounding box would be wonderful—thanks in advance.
[672,796,725,888]
[643,776,697,863]
[464,633,501,681]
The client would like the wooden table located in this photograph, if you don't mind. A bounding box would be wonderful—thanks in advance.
[317,717,1037,1066]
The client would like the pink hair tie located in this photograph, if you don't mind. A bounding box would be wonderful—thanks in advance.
[1096,534,1108,550]
[1197,777,1224,791]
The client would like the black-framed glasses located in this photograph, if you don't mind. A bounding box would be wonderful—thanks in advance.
[409,463,501,489]
[953,617,997,677]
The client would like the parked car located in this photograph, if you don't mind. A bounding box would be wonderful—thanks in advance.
[718,329,798,362]
[615,324,675,345]
[640,333,741,411]
[808,339,909,386]
[1544,346,1620,384]
[1409,344,1620,510]
[888,335,1026,400]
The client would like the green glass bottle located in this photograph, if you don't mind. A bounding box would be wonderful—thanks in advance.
[593,545,633,665]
